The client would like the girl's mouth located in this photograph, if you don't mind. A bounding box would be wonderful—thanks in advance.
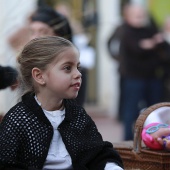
[71,82,81,90]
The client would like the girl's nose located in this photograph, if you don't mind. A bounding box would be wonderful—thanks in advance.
[77,70,82,78]
[75,69,82,79]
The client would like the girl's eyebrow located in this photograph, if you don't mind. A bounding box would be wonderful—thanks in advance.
[61,61,80,65]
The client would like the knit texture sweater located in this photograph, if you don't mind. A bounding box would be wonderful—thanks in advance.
[0,93,123,170]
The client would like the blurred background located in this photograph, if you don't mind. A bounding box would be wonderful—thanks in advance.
[1,0,170,142]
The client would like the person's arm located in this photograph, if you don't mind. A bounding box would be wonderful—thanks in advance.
[0,111,21,169]
[82,111,124,170]
[139,33,164,50]
[107,25,123,61]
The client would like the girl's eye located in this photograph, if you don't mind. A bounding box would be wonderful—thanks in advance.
[64,66,71,71]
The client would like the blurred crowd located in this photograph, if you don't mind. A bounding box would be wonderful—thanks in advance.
[1,1,170,141]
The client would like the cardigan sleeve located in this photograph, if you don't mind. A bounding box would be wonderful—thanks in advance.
[0,111,22,168]
[86,138,124,170]
[81,112,124,170]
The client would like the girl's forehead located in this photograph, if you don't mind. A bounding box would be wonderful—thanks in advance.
[53,47,80,63]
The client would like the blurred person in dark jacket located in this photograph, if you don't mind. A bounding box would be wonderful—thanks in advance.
[109,3,165,140]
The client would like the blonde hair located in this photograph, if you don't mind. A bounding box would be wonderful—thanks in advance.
[17,36,75,96]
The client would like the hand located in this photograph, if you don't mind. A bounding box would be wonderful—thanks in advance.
[153,33,164,44]
[150,128,170,150]
[157,137,170,150]
[139,38,155,49]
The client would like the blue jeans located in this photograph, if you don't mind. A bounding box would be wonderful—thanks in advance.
[121,77,163,140]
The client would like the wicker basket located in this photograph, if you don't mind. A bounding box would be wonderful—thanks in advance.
[113,102,170,170]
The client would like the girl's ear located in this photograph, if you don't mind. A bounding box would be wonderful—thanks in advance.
[32,67,45,85]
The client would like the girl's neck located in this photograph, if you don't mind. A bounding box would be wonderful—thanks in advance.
[35,94,63,111]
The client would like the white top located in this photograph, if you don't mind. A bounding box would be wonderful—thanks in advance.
[35,96,72,170]
[42,109,73,170]
[35,96,123,170]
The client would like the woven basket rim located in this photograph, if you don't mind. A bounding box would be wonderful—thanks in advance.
[133,102,170,154]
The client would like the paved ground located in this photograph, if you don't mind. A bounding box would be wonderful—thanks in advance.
[85,106,124,143]
[92,115,124,143]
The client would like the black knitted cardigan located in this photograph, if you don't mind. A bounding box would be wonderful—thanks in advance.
[0,93,123,170]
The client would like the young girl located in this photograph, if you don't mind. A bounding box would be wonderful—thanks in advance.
[0,36,123,170]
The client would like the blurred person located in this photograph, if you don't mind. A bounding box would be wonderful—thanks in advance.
[9,5,86,106]
[109,3,165,140]
[29,6,72,41]
[108,4,161,123]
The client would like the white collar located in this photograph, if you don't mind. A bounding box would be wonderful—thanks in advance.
[34,95,65,117]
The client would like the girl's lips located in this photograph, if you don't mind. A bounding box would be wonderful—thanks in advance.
[71,82,81,90]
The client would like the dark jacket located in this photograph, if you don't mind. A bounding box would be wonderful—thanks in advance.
[0,93,123,170]
[118,23,164,79]
[0,65,18,89]
[108,22,163,78]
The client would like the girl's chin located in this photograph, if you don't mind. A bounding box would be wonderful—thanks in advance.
[72,95,78,99]
[66,94,78,99]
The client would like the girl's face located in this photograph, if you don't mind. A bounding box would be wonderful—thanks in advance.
[41,47,82,100]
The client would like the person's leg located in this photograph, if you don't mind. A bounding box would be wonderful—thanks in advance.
[121,77,145,140]
[118,76,124,122]
[146,78,164,106]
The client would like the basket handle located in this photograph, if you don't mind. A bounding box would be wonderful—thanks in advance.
[133,102,170,153]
